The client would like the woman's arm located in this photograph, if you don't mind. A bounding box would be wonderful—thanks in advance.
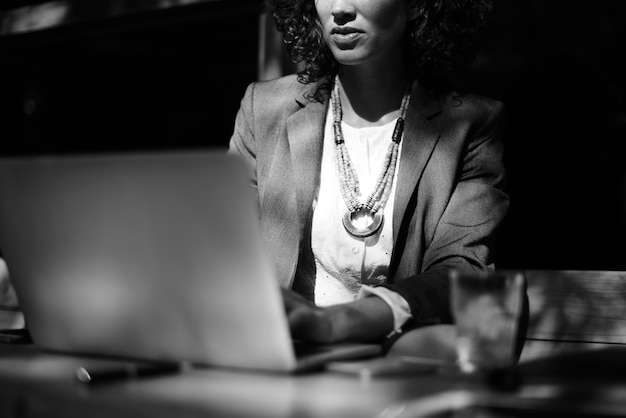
[282,288,395,343]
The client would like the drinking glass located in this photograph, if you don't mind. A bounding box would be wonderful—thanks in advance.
[450,270,524,373]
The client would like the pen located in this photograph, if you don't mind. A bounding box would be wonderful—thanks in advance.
[75,362,181,386]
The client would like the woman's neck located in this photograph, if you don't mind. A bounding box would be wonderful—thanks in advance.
[336,64,412,128]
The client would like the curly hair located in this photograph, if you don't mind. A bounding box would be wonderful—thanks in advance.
[268,0,494,100]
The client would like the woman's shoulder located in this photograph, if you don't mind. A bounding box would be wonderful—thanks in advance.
[253,73,304,92]
[440,92,505,126]
[234,75,325,141]
[243,74,314,110]
[433,93,506,146]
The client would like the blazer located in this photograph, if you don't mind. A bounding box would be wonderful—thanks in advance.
[229,74,509,328]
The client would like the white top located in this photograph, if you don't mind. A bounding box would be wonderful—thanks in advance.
[311,106,411,333]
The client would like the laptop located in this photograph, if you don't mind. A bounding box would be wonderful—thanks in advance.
[0,151,380,372]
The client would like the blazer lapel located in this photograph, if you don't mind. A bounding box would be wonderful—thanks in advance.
[392,84,443,250]
[286,95,327,234]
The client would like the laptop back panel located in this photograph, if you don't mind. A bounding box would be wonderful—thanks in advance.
[0,152,297,371]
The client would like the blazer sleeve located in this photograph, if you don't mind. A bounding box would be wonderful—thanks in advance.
[381,100,510,328]
[228,83,264,215]
[228,83,258,187]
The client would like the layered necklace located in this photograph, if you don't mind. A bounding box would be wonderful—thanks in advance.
[332,75,413,239]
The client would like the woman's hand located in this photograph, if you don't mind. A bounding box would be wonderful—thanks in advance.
[281,288,395,343]
[282,289,335,343]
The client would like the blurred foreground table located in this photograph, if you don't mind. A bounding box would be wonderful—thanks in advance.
[3,342,626,418]
[0,342,458,418]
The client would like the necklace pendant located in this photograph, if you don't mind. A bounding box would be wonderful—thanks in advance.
[342,208,384,239]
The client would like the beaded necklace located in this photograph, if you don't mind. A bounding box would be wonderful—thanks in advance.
[332,75,413,239]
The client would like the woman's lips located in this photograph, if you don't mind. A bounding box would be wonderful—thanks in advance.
[330,27,364,48]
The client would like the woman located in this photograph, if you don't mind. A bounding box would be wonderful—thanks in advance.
[229,0,509,349]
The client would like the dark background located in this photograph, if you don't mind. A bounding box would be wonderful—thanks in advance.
[470,1,626,271]
[0,1,261,154]
[0,0,624,271]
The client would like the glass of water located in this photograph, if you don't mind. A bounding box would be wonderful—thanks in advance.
[450,270,525,373]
